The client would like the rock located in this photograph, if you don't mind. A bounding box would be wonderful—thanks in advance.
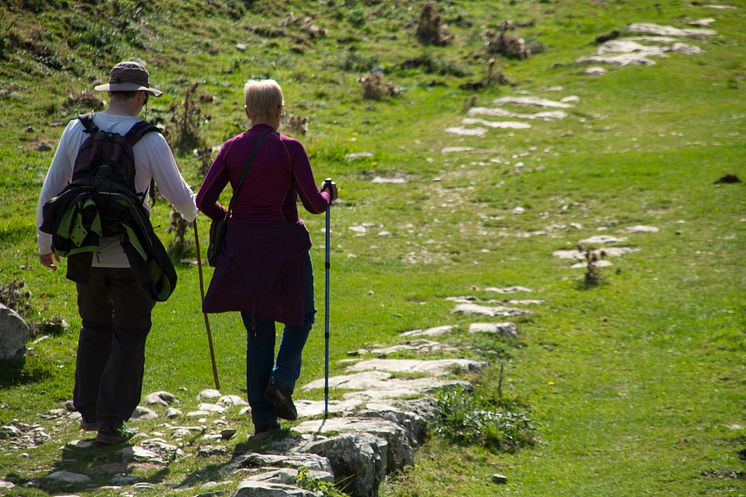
[295,417,414,472]
[141,438,184,459]
[468,322,518,338]
[342,379,472,402]
[704,4,736,9]
[235,43,247,51]
[0,425,20,439]
[594,30,621,44]
[143,391,179,406]
[625,22,716,37]
[553,247,637,260]
[451,303,527,317]
[445,126,487,137]
[294,399,363,418]
[239,407,252,417]
[229,451,333,474]
[44,471,91,485]
[298,432,387,497]
[468,107,567,120]
[355,339,457,357]
[345,152,374,159]
[441,146,474,153]
[714,174,741,184]
[619,225,659,233]
[0,479,14,488]
[371,176,408,184]
[571,259,614,269]
[492,473,508,484]
[233,480,316,497]
[461,118,532,129]
[165,407,182,418]
[198,445,229,457]
[359,401,431,446]
[578,235,626,245]
[560,95,580,103]
[110,474,142,485]
[67,439,96,449]
[247,467,334,485]
[187,410,211,417]
[0,304,31,360]
[34,142,53,152]
[221,428,236,440]
[584,66,608,76]
[198,388,221,400]
[492,96,572,109]
[399,325,453,337]
[345,358,482,376]
[485,286,533,294]
[672,42,703,55]
[130,406,158,421]
[689,18,715,27]
[119,445,161,463]
[218,395,249,407]
[198,402,226,414]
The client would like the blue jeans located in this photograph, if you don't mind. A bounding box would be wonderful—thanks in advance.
[241,254,315,428]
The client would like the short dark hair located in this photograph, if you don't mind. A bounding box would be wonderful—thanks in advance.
[109,91,141,100]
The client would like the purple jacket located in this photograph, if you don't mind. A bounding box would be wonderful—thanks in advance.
[196,124,330,325]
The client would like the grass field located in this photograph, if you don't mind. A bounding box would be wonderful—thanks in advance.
[0,1,744,496]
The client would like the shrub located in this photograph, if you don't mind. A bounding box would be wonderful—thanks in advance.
[416,2,453,46]
[434,386,537,453]
[295,466,346,497]
[358,72,400,100]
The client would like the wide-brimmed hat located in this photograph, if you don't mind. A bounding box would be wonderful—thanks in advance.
[94,61,163,97]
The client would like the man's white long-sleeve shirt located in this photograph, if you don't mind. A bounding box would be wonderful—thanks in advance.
[36,111,198,267]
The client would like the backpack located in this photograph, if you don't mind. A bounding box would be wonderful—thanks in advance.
[72,113,158,235]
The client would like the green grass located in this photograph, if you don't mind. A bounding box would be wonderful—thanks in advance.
[1,0,745,495]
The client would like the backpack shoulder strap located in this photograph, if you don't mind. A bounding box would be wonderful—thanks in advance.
[78,113,97,134]
[125,120,160,147]
[227,127,274,213]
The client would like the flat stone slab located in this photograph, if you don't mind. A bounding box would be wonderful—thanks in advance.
[198,402,226,414]
[231,451,333,474]
[342,379,472,402]
[445,126,487,136]
[468,322,518,338]
[571,260,614,269]
[451,303,528,317]
[468,107,567,120]
[131,406,158,420]
[441,146,474,153]
[485,286,533,294]
[553,247,638,260]
[234,480,317,497]
[399,325,453,337]
[585,66,608,75]
[294,399,364,418]
[302,371,393,391]
[198,389,221,400]
[619,225,659,233]
[246,467,334,485]
[355,340,457,356]
[218,395,249,407]
[493,96,572,109]
[578,235,627,245]
[346,358,482,376]
[626,22,716,37]
[371,176,407,184]
[461,118,532,129]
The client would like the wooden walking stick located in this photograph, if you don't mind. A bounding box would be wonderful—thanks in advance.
[193,218,220,391]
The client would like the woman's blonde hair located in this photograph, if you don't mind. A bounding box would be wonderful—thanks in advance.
[244,79,283,122]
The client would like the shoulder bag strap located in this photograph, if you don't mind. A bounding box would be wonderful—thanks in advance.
[227,127,273,213]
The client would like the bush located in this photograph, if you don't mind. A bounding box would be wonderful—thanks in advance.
[434,386,537,453]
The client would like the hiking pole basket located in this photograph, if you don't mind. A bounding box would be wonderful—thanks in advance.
[193,218,221,391]
[324,178,332,419]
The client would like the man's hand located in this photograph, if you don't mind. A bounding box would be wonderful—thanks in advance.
[39,252,60,271]
[321,180,338,203]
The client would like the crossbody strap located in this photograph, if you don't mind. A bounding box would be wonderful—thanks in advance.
[227,127,273,213]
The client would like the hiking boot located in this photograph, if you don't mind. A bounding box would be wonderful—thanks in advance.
[264,378,298,421]
[95,424,137,445]
[79,419,100,432]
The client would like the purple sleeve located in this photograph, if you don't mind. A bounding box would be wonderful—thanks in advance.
[285,138,331,214]
[196,144,230,221]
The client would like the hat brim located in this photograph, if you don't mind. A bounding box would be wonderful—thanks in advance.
[94,82,163,97]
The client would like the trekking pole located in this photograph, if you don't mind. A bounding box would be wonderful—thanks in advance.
[323,178,332,419]
[193,218,221,391]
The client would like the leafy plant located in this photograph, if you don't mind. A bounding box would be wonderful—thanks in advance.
[295,466,347,497]
[434,386,537,453]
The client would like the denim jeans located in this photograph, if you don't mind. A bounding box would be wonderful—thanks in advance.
[241,254,315,428]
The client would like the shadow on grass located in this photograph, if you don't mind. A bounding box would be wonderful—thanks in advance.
[0,357,28,388]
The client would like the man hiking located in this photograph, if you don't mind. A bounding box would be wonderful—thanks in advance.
[36,61,198,444]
